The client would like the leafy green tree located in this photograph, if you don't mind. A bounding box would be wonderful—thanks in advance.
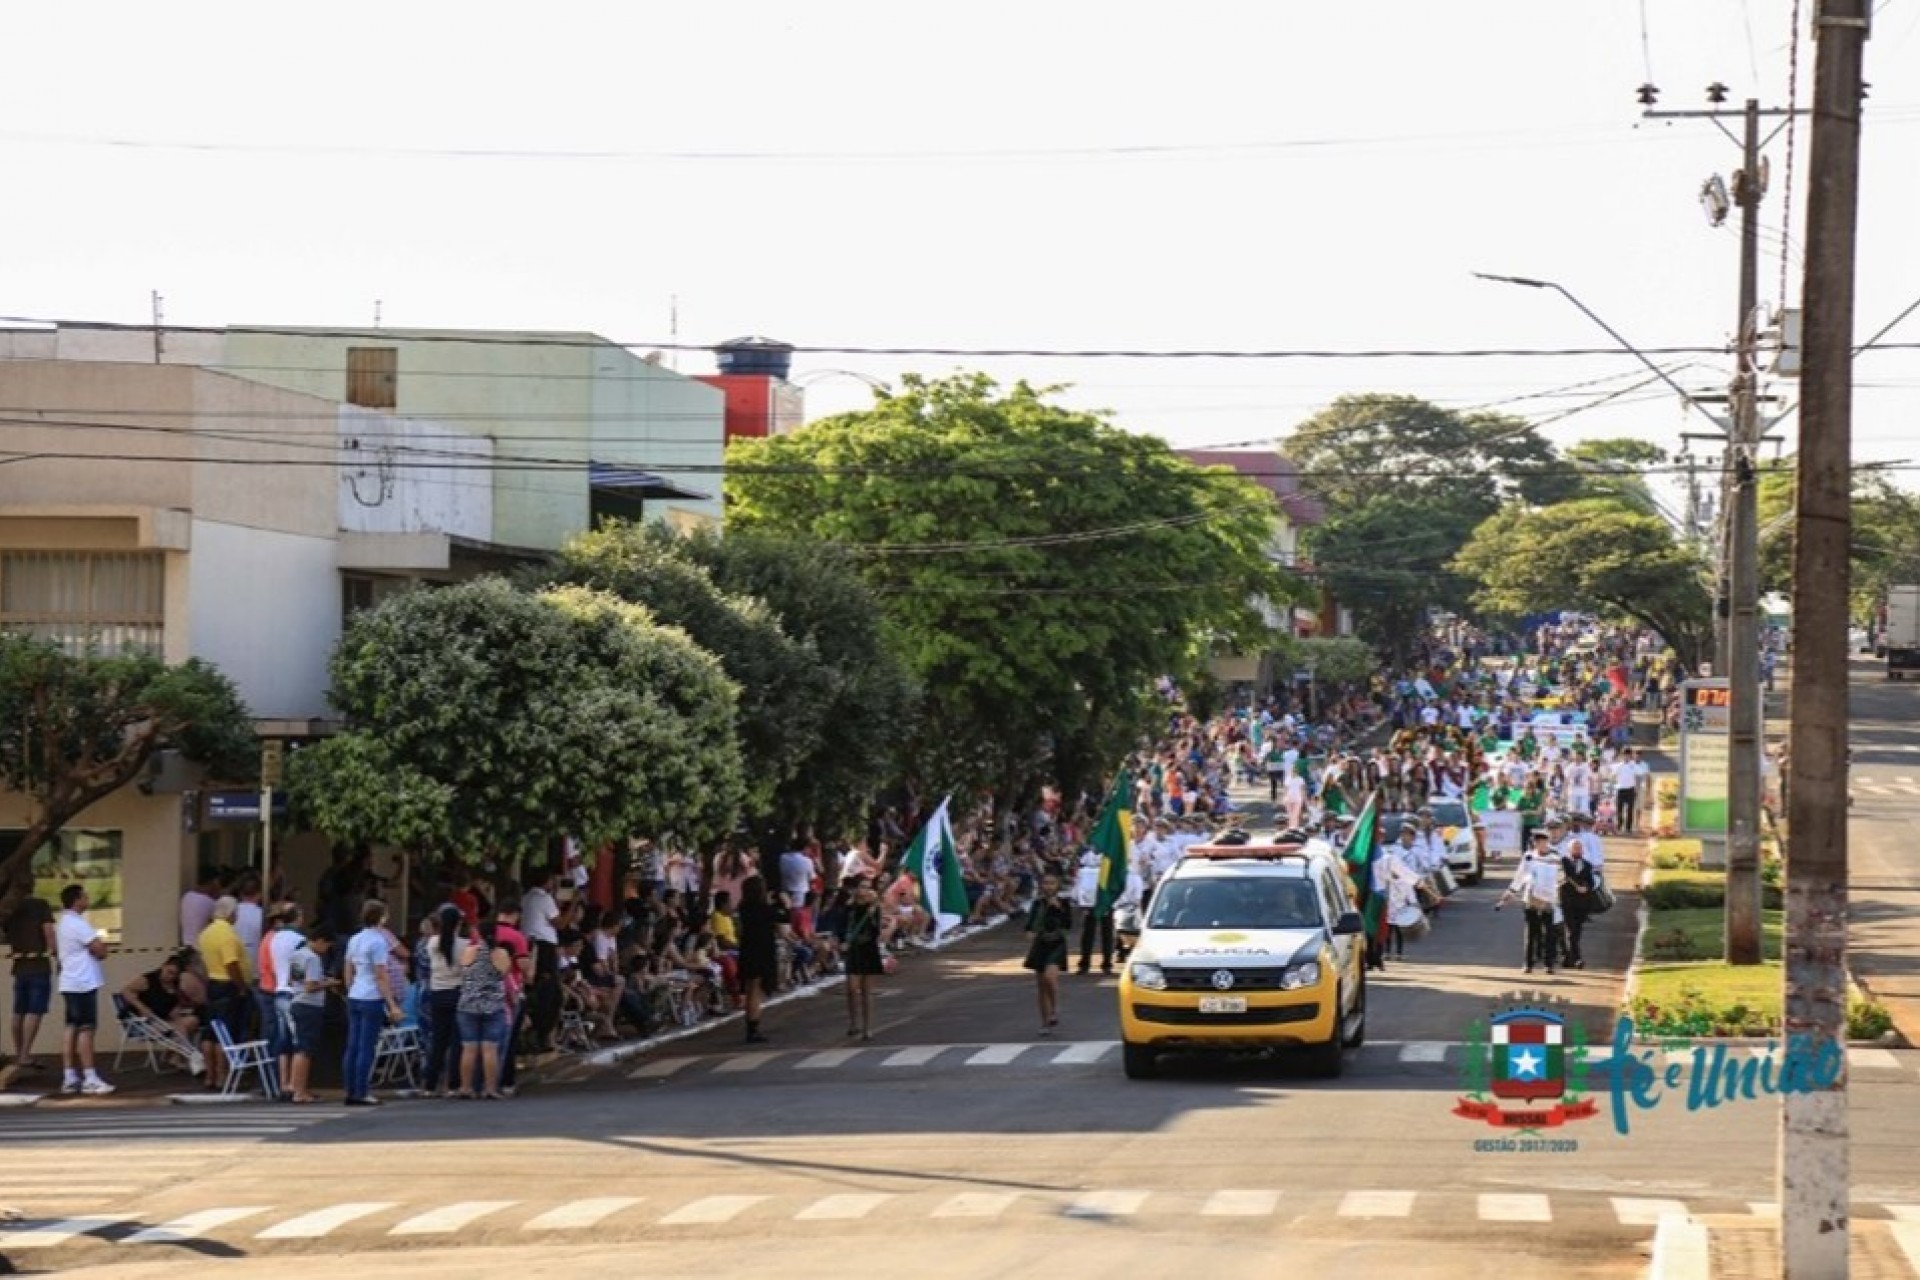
[1452,499,1712,671]
[1759,464,1920,616]
[726,373,1294,800]
[290,578,745,863]
[1287,395,1577,651]
[546,522,830,823]
[1564,438,1668,517]
[666,529,918,837]
[0,639,255,916]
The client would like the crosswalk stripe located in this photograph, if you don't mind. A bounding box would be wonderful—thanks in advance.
[1066,1190,1149,1218]
[1051,1041,1117,1065]
[630,1057,699,1080]
[1339,1190,1415,1218]
[1888,1205,1920,1222]
[932,1191,1021,1219]
[123,1207,275,1245]
[1847,1047,1901,1071]
[1748,1201,1780,1218]
[1398,1042,1448,1064]
[659,1195,766,1226]
[797,1048,861,1070]
[1611,1197,1690,1226]
[1892,1223,1920,1277]
[390,1200,520,1236]
[0,1216,128,1249]
[794,1193,892,1221]
[967,1044,1031,1066]
[256,1202,397,1240]
[882,1045,945,1067]
[1478,1193,1552,1222]
[1202,1190,1280,1217]
[521,1197,641,1230]
[713,1052,782,1075]
[1898,776,1917,784]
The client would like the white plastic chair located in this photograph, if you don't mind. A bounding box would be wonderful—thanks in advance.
[112,995,206,1078]
[211,1018,279,1099]
[372,1023,424,1089]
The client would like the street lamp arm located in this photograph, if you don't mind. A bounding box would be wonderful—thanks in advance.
[1472,272,1725,429]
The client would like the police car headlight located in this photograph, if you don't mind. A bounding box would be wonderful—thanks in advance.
[1280,961,1322,990]
[1129,961,1167,991]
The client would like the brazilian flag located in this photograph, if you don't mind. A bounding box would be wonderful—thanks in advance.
[1341,789,1384,937]
[1091,769,1135,916]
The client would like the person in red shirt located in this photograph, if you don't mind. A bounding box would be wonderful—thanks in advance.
[489,899,532,1096]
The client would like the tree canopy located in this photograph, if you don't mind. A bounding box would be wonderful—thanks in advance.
[290,578,745,862]
[0,639,255,916]
[1758,464,1920,616]
[725,372,1294,799]
[1452,498,1712,670]
[1563,438,1668,517]
[1286,395,1576,653]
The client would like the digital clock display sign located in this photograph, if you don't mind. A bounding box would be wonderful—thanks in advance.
[1685,685,1733,708]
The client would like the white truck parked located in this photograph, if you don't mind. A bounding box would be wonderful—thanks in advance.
[1885,585,1920,680]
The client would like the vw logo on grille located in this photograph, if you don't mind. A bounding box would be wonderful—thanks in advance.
[1210,969,1236,991]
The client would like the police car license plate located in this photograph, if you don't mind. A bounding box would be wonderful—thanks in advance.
[1198,996,1247,1014]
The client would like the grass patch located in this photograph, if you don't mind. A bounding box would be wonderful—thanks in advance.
[1630,962,1783,1037]
[1648,838,1703,870]
[1640,907,1783,962]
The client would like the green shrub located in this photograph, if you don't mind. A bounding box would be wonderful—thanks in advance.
[1644,868,1784,911]
[1650,847,1702,871]
[1848,1000,1895,1042]
[1628,981,1779,1038]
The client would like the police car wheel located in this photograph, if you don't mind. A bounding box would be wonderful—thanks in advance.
[1122,1042,1159,1080]
[1341,971,1368,1049]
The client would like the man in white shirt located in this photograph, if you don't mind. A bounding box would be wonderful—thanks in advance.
[55,884,114,1095]
[1496,831,1564,974]
[1612,749,1643,833]
[1571,812,1607,874]
[779,845,816,907]
[1070,851,1114,974]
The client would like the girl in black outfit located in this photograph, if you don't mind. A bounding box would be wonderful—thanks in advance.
[736,876,780,1044]
[1024,873,1073,1036]
[841,879,885,1041]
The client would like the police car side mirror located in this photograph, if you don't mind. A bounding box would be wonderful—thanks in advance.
[1332,911,1364,936]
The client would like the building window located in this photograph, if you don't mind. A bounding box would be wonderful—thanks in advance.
[346,346,398,409]
[0,551,164,656]
[0,828,125,941]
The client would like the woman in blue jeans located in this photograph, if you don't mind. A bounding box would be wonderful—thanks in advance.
[340,900,403,1106]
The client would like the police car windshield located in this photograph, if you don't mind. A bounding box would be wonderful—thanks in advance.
[1146,878,1321,930]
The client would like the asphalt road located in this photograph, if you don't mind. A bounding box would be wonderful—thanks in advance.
[1840,655,1920,1041]
[5,753,1919,1280]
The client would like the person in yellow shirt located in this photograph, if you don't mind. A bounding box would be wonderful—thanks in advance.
[707,891,739,950]
[197,896,253,1090]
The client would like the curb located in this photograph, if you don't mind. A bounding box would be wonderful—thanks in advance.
[583,911,1017,1071]
[1849,971,1920,1050]
[0,1092,43,1108]
[1619,861,1656,1013]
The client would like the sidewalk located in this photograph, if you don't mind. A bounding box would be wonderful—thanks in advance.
[1653,1211,1920,1279]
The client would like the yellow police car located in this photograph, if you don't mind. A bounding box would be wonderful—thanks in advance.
[1118,837,1367,1079]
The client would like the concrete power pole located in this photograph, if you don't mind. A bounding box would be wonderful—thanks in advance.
[1780,0,1868,1274]
[1724,98,1765,966]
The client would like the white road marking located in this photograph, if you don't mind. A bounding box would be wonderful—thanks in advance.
[658,1194,765,1226]
[1898,776,1917,784]
[1066,1190,1149,1218]
[1847,1046,1901,1071]
[1478,1193,1552,1222]
[1338,1190,1415,1218]
[0,1216,128,1249]
[1398,1042,1449,1064]
[630,1057,699,1080]
[1888,1204,1920,1222]
[1202,1190,1280,1217]
[797,1048,862,1070]
[1611,1197,1690,1226]
[932,1192,1022,1219]
[123,1207,276,1244]
[256,1202,397,1240]
[390,1200,520,1236]
[881,1045,945,1067]
[1051,1041,1117,1065]
[713,1052,782,1075]
[521,1197,641,1230]
[794,1193,892,1221]
[967,1044,1032,1066]
[1748,1201,1780,1217]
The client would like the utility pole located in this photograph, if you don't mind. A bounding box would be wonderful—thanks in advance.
[1781,2,1867,1273]
[151,291,164,364]
[1724,97,1764,965]
[1641,87,1797,961]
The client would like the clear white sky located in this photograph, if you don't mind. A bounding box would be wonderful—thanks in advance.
[4,0,1918,473]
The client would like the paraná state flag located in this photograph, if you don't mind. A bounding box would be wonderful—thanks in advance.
[901,797,970,939]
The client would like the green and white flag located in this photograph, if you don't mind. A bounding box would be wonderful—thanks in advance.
[902,797,969,939]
